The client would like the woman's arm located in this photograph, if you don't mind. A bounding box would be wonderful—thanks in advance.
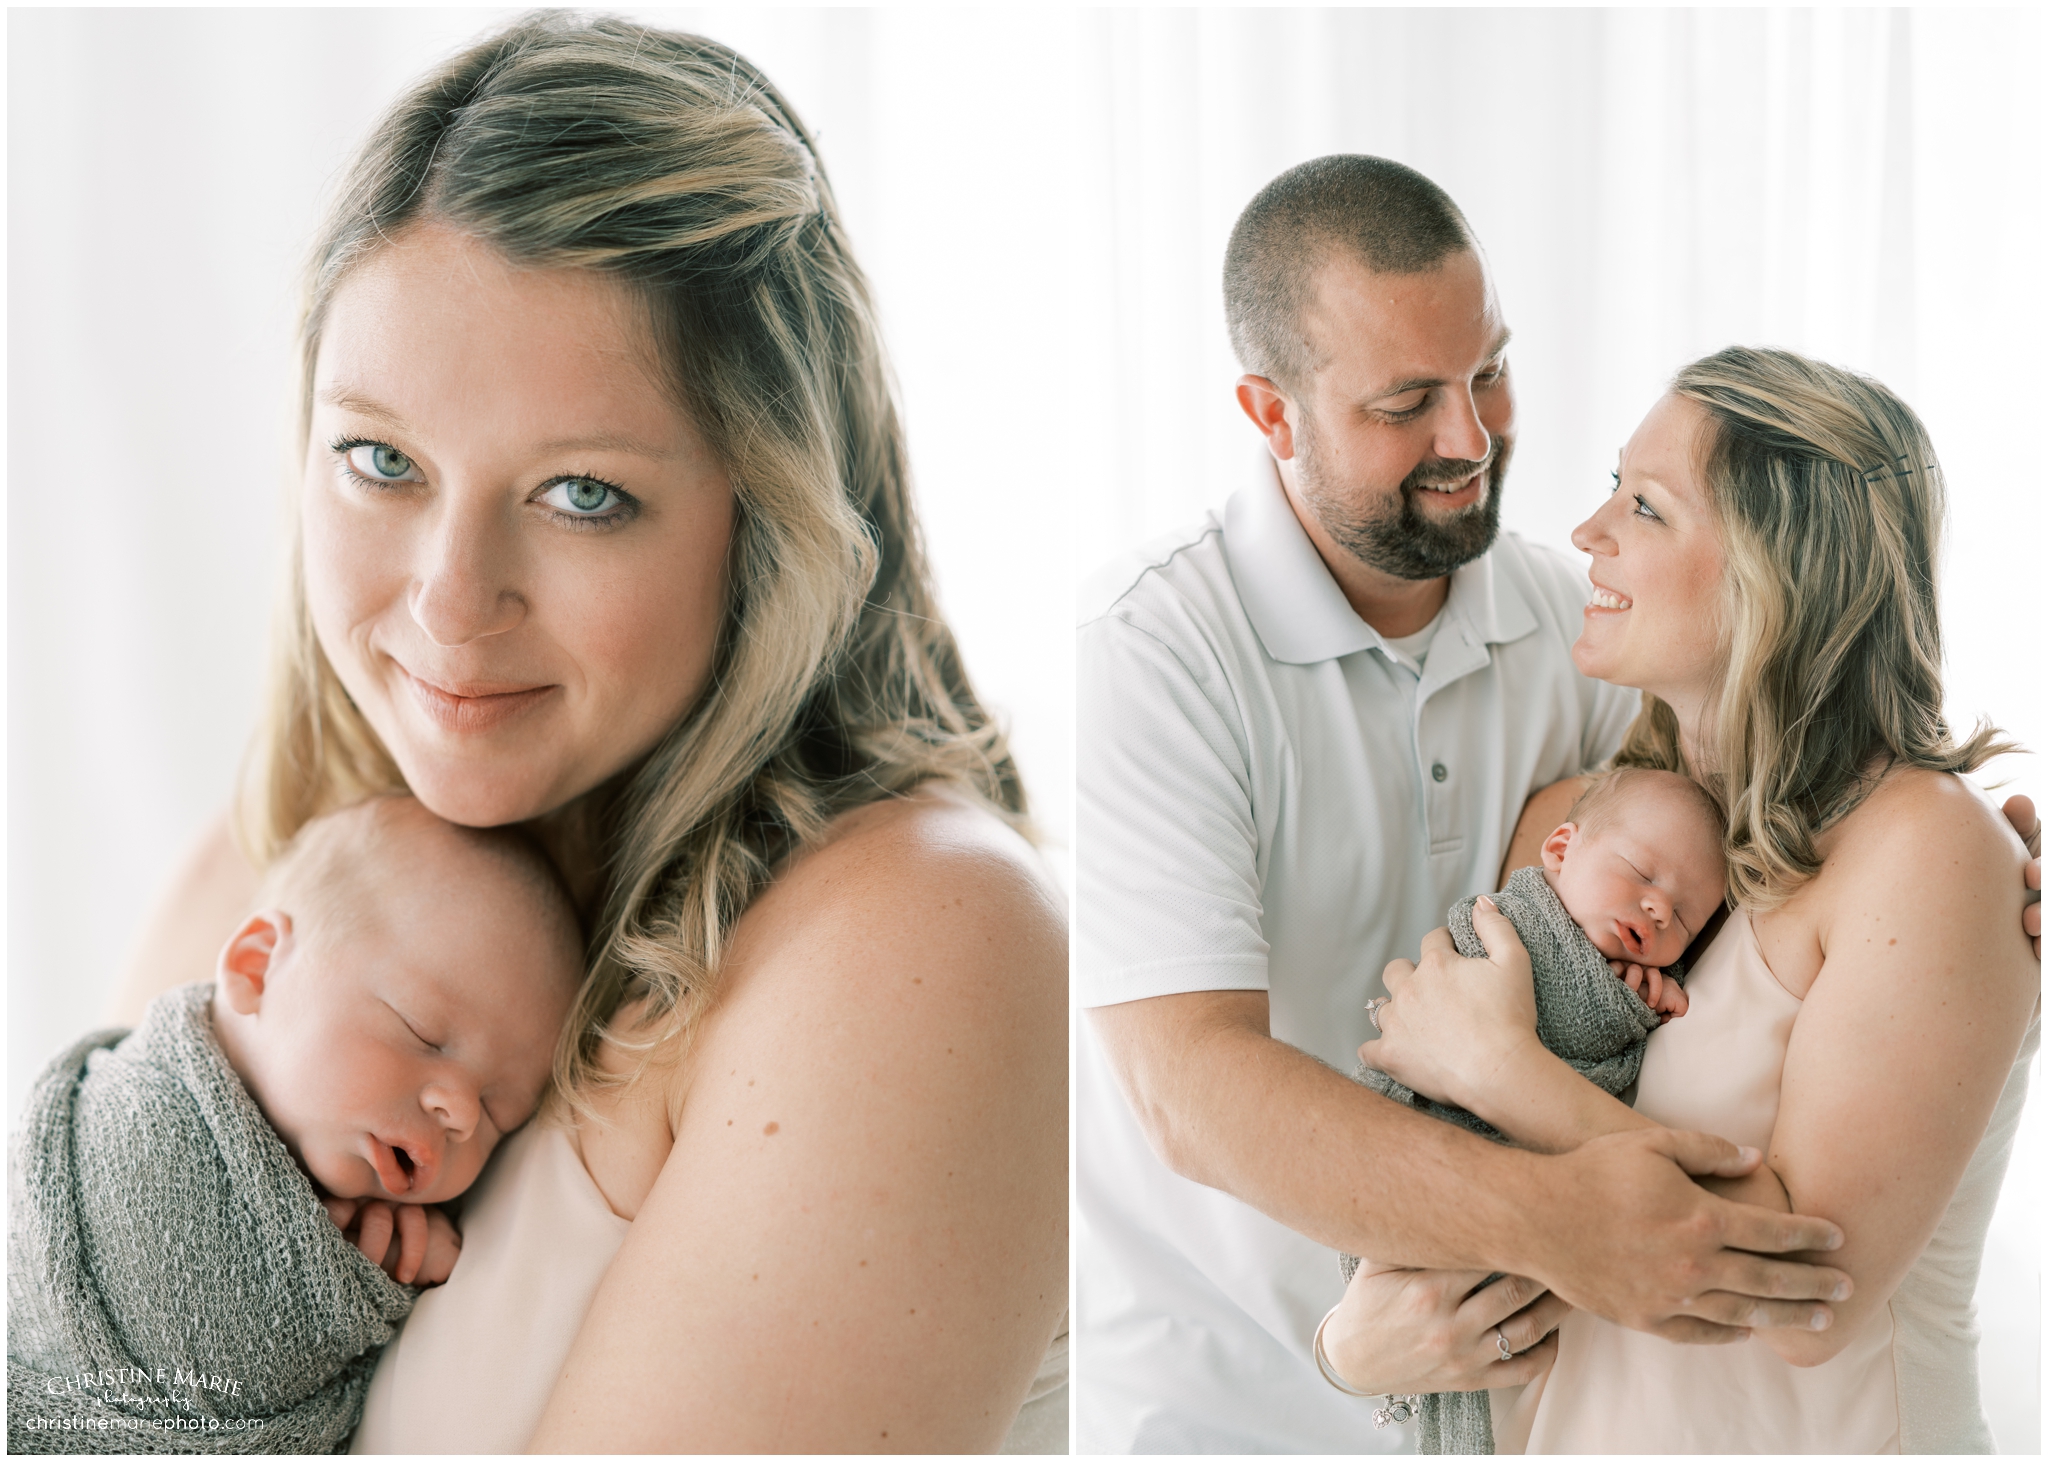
[1370,774,2038,1365]
[1736,772,2037,1365]
[107,808,261,1024]
[1499,776,1592,886]
[528,790,1066,1453]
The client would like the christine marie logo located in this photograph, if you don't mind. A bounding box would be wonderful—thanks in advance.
[43,1365,243,1401]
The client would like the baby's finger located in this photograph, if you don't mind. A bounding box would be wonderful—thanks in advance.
[395,1204,427,1285]
[320,1195,360,1231]
[1645,966,1664,1006]
[1622,964,1644,992]
[355,1202,394,1267]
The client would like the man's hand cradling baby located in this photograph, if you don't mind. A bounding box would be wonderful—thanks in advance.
[1608,960,1688,1021]
[321,1194,462,1286]
[1362,896,1540,1112]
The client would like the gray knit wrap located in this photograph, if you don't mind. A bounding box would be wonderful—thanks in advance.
[1339,866,1677,1454]
[8,983,416,1453]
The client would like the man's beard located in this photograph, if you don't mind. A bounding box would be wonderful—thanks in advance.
[1297,422,1512,582]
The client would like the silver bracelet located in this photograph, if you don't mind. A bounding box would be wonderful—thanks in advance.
[1312,1304,1421,1426]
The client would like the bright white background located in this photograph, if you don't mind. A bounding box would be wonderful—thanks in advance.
[8,7,2042,1450]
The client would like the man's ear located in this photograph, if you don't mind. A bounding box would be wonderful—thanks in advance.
[217,911,293,1015]
[1235,375,1299,461]
[1540,823,1577,874]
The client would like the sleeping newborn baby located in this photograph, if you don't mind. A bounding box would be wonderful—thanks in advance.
[7,796,581,1454]
[1344,766,1726,1453]
[1357,765,1726,1140]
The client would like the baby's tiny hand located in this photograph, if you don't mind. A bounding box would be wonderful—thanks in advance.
[1607,960,1685,1020]
[325,1196,462,1286]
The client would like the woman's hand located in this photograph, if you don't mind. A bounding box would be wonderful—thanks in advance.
[1362,897,1540,1110]
[1321,1259,1567,1396]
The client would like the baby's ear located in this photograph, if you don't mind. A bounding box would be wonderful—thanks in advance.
[1540,822,1577,873]
[216,911,293,1015]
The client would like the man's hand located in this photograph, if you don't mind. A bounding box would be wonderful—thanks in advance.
[321,1195,462,1286]
[1322,1260,1567,1397]
[2002,794,2040,959]
[1520,1127,1849,1341]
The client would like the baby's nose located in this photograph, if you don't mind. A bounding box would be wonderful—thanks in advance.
[423,1080,481,1142]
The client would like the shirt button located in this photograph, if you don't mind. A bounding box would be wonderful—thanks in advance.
[1431,762,1447,783]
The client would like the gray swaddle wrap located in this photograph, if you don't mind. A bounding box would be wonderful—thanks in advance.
[1340,866,1676,1454]
[8,982,415,1453]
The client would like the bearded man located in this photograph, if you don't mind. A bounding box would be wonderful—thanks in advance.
[1073,156,1855,1453]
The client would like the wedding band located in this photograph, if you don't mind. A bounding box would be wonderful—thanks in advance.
[1495,1328,1514,1362]
[1365,997,1388,1032]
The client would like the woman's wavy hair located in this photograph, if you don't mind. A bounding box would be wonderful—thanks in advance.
[1612,346,2011,910]
[240,11,1025,1098]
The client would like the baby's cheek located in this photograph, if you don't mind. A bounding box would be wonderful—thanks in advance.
[307,1146,377,1200]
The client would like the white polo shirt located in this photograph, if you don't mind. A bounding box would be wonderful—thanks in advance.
[1075,462,1638,1454]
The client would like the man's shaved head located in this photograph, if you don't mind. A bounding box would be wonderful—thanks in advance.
[1224,155,1476,395]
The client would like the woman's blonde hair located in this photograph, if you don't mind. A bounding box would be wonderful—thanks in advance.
[240,11,1024,1096]
[1613,345,2011,909]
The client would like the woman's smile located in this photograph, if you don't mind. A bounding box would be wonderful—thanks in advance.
[1586,582,1632,613]
[394,661,561,736]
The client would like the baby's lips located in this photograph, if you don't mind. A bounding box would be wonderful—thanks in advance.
[364,1135,410,1195]
[365,1134,436,1197]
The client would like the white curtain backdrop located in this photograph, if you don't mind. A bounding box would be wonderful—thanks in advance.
[1063,9,2042,1451]
[9,7,2042,1449]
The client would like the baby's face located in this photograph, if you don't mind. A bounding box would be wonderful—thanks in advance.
[221,855,578,1205]
[1542,785,1726,969]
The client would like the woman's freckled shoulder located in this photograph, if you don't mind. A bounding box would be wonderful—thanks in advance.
[1824,767,2021,872]
[768,785,1059,927]
[724,784,1064,1004]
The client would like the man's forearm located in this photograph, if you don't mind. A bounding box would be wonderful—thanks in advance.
[1095,996,1541,1269]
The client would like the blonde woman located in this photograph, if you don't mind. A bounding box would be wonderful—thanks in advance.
[112,14,1066,1453]
[1347,347,2038,1451]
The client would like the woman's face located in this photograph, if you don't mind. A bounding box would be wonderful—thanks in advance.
[303,222,735,829]
[1568,393,1726,708]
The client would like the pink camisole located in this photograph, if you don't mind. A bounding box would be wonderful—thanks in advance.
[1494,907,2036,1454]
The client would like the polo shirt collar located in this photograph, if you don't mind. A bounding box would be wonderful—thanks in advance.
[1223,458,1538,667]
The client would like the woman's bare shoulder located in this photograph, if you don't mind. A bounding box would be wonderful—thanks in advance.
[1822,767,2025,872]
[743,783,1064,985]
[664,783,1065,1090]
[107,807,261,1023]
[1807,768,2033,962]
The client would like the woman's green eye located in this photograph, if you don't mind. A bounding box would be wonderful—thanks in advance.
[347,443,418,481]
[541,478,623,516]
